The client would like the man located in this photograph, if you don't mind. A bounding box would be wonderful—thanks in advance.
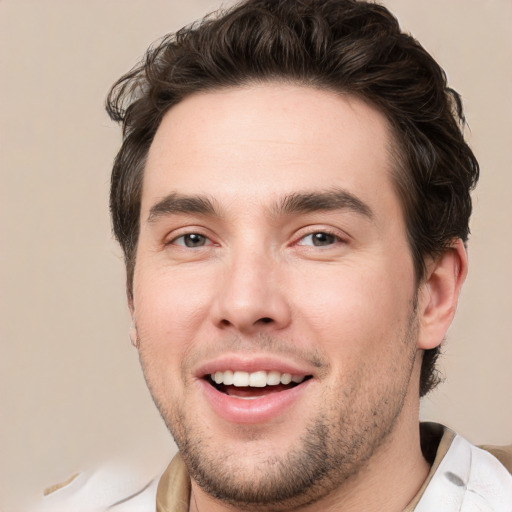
[105,0,512,510]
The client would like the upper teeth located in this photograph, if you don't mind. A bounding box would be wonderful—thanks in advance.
[211,370,305,387]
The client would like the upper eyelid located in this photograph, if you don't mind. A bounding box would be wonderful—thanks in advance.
[295,232,345,248]
[163,227,215,245]
[292,225,350,243]
[161,224,350,245]
[170,233,215,248]
[300,231,341,240]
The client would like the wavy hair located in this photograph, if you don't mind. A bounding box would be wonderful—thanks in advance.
[106,0,479,396]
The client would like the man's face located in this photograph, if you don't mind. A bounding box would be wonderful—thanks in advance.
[134,84,421,509]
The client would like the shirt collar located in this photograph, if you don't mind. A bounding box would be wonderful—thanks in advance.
[155,422,511,511]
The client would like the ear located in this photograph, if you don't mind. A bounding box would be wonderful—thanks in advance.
[127,284,135,318]
[416,239,468,350]
[126,287,139,348]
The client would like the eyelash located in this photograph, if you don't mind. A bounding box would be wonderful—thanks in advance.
[294,228,346,248]
[165,227,346,250]
[167,232,215,248]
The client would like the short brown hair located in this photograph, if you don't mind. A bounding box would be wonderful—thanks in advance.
[106,0,479,396]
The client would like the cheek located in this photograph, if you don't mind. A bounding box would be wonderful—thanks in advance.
[291,263,413,354]
[133,269,214,357]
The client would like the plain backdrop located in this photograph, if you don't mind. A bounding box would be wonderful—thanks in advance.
[1,0,511,510]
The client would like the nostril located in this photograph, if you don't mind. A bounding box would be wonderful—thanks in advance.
[217,316,277,330]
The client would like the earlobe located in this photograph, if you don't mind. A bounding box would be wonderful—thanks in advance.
[127,285,135,317]
[417,239,468,350]
[129,322,139,349]
[127,288,139,349]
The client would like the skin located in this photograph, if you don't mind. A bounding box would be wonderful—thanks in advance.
[131,84,467,511]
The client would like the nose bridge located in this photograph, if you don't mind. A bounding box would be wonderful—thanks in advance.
[213,240,290,332]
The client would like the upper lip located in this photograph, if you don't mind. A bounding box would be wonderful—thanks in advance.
[194,354,316,379]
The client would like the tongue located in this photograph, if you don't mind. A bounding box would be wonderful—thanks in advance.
[222,384,293,397]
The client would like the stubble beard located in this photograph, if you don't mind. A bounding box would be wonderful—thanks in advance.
[140,307,419,512]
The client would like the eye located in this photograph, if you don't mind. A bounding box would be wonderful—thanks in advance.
[297,231,341,247]
[171,233,211,248]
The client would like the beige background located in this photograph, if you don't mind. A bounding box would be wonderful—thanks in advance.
[1,0,511,510]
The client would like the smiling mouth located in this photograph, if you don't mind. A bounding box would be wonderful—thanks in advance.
[207,370,313,399]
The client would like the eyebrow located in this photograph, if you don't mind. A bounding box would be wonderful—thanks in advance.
[273,189,374,219]
[147,188,373,223]
[148,193,219,223]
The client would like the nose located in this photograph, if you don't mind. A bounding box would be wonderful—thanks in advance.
[211,249,292,334]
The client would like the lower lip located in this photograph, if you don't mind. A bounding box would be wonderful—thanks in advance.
[199,379,311,424]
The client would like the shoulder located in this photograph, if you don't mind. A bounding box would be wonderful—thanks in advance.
[478,443,512,474]
[32,464,163,512]
[410,424,512,511]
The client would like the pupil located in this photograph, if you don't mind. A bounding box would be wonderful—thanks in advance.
[185,234,204,247]
[313,232,334,246]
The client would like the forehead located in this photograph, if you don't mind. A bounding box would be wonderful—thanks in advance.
[142,83,399,218]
